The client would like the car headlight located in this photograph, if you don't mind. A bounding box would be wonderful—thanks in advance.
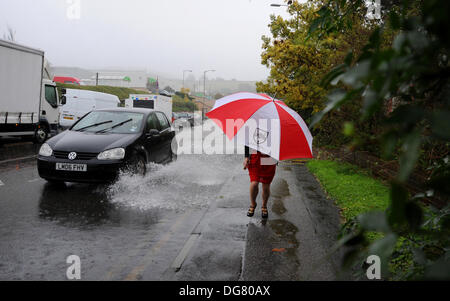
[39,143,53,157]
[97,148,125,160]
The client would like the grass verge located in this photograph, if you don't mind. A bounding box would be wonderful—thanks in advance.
[56,83,149,101]
[306,159,390,223]
[306,159,421,278]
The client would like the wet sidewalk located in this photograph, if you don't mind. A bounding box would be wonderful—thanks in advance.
[168,160,343,281]
[242,162,342,281]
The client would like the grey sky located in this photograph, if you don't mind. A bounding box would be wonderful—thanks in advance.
[0,0,293,81]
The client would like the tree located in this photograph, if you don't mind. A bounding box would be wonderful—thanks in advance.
[309,0,450,280]
[172,94,198,112]
[257,0,379,149]
[180,87,190,95]
[214,93,224,100]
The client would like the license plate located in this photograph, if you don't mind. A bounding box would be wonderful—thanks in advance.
[56,163,87,172]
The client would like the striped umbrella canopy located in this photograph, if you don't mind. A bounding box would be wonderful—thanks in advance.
[206,92,313,161]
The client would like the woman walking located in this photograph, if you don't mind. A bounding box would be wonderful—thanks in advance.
[243,146,277,218]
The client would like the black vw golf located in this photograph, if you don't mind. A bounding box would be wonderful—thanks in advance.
[37,108,176,183]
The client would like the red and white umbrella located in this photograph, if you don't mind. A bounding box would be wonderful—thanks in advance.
[206,92,313,161]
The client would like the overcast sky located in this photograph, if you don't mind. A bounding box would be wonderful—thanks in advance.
[0,0,294,81]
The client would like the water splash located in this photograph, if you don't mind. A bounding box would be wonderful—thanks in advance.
[106,154,241,211]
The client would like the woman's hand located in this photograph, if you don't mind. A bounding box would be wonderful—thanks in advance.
[243,157,249,170]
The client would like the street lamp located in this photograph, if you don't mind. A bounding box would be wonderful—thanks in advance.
[270,0,292,7]
[203,69,215,100]
[270,1,299,29]
[202,69,215,120]
[182,69,192,91]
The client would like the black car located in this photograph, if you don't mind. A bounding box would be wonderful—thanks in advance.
[37,108,176,183]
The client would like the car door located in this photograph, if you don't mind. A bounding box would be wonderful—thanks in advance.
[155,112,175,162]
[144,113,162,163]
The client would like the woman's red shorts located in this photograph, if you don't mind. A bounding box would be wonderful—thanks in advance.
[248,152,277,184]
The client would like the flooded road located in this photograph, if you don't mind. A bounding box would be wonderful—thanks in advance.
[0,122,342,281]
[0,123,246,280]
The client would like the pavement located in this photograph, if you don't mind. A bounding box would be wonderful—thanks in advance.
[164,160,343,281]
[0,134,343,281]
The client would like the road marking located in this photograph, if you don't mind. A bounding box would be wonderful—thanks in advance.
[28,178,40,183]
[122,209,192,281]
[0,180,4,186]
[0,155,37,165]
[171,233,200,271]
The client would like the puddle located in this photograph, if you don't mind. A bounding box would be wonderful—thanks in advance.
[271,178,290,199]
[269,219,299,262]
[270,178,290,215]
[272,198,287,215]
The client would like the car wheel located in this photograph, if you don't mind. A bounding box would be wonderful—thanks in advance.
[170,150,177,162]
[127,155,147,176]
[34,126,48,144]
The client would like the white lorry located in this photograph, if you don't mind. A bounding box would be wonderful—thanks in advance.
[59,89,120,128]
[0,39,61,143]
[125,94,172,121]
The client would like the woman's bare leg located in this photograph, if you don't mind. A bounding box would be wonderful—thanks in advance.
[250,181,259,207]
[262,183,271,209]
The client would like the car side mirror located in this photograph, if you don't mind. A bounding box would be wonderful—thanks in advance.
[147,129,160,138]
[61,96,66,105]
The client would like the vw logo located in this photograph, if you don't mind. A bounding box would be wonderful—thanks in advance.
[253,128,269,145]
[68,152,77,160]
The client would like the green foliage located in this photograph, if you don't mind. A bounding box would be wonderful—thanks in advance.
[256,1,345,114]
[257,0,385,151]
[172,94,198,112]
[307,160,390,222]
[214,93,224,100]
[56,83,148,101]
[307,159,450,279]
[308,0,450,280]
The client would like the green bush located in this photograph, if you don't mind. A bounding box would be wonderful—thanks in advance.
[172,94,198,112]
[56,83,149,101]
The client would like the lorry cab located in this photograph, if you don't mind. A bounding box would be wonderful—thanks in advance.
[37,79,60,141]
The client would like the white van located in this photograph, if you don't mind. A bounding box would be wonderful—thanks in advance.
[59,89,120,128]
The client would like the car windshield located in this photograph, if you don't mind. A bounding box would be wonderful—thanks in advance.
[178,113,190,118]
[71,111,144,134]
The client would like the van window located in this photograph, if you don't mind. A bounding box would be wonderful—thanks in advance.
[45,85,58,108]
[156,112,169,130]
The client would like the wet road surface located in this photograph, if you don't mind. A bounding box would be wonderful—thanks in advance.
[0,123,342,280]
[0,150,243,280]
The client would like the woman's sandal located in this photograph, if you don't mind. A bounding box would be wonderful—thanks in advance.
[261,207,269,219]
[247,204,257,217]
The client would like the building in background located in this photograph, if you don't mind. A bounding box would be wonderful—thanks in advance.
[87,70,148,88]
